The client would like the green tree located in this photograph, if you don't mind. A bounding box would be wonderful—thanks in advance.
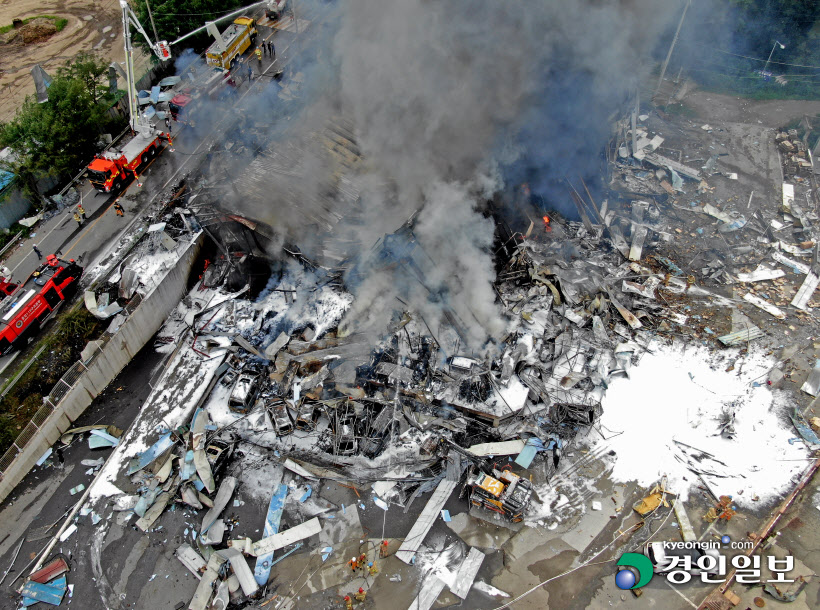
[131,0,249,55]
[0,76,124,185]
[57,52,110,102]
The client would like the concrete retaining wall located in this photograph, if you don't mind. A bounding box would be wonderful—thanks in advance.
[0,234,203,504]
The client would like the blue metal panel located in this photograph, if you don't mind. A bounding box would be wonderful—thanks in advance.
[515,437,546,469]
[21,576,66,606]
[128,433,174,474]
[253,484,288,585]
[791,409,820,445]
[89,429,119,446]
[181,450,196,480]
[134,487,160,518]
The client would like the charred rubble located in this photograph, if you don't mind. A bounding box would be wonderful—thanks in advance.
[67,96,820,609]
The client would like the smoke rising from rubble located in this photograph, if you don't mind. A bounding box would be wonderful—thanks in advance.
[220,0,685,348]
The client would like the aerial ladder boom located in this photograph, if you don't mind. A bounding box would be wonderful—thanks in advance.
[118,0,172,132]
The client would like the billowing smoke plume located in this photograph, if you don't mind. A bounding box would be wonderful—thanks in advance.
[219,0,684,348]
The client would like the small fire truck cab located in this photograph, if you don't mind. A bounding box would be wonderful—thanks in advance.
[0,278,18,300]
[0,255,83,353]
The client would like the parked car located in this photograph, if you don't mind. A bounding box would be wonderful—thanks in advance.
[333,407,358,456]
[229,372,262,413]
[294,402,317,431]
[205,439,234,479]
[269,401,294,436]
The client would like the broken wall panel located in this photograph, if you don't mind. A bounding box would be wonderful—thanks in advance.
[396,480,457,564]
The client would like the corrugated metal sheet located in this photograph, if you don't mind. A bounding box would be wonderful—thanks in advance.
[21,576,66,606]
[718,327,764,346]
[29,557,68,583]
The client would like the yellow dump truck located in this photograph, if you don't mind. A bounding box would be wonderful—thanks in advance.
[205,16,258,71]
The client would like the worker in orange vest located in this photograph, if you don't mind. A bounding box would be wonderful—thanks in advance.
[348,556,358,573]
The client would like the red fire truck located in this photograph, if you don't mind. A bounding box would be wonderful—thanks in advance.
[0,255,83,353]
[87,130,171,193]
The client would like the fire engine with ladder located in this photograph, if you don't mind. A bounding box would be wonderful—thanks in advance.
[87,1,174,194]
[0,255,83,354]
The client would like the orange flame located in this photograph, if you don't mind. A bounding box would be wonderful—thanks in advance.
[542,215,550,224]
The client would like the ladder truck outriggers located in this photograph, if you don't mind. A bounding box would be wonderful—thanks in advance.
[87,0,174,194]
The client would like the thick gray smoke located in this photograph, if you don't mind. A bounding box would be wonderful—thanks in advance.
[221,0,684,349]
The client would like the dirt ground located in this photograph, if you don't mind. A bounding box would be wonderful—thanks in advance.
[672,86,820,127]
[0,0,127,123]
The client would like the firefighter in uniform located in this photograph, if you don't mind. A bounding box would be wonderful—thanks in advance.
[354,587,366,602]
[379,540,389,558]
[255,46,262,66]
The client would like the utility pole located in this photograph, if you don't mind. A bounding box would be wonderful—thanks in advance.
[144,0,162,58]
[631,91,638,156]
[655,0,691,98]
